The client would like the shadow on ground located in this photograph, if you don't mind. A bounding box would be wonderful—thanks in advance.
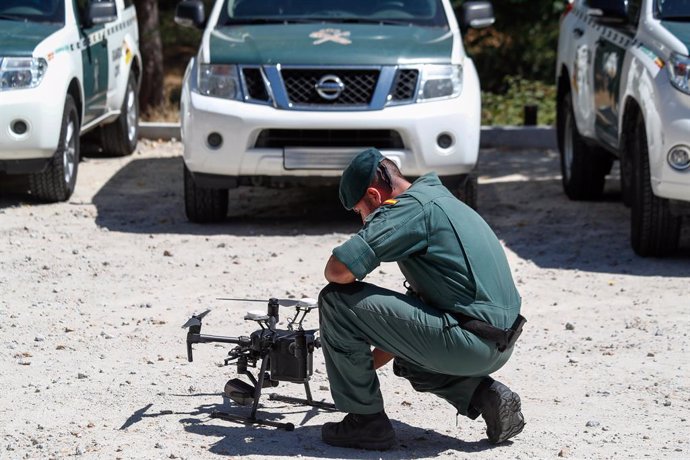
[89,156,360,236]
[477,148,690,276]
[180,398,494,459]
[121,399,498,458]
[3,148,688,275]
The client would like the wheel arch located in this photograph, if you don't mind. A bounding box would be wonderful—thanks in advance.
[557,65,571,102]
[130,55,142,90]
[556,65,571,153]
[66,78,83,127]
[620,96,642,162]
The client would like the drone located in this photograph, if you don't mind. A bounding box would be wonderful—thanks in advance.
[182,297,337,431]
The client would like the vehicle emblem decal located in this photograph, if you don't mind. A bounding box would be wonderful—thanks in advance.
[315,74,345,100]
[309,28,351,45]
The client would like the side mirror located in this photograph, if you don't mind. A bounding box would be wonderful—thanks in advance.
[459,1,495,30]
[175,0,206,29]
[85,0,117,27]
[587,0,628,22]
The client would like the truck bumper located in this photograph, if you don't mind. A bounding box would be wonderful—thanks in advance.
[0,87,64,166]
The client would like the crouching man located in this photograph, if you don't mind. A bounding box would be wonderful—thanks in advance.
[319,148,526,450]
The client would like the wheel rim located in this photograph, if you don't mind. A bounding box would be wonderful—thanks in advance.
[125,85,137,143]
[563,110,574,182]
[62,119,76,184]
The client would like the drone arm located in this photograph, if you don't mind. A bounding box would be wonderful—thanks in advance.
[186,332,247,362]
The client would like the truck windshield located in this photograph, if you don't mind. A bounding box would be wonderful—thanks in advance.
[656,0,690,20]
[220,0,448,27]
[0,0,64,24]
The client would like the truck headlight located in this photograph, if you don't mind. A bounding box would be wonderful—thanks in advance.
[0,57,47,91]
[416,65,463,102]
[197,64,241,100]
[668,52,690,95]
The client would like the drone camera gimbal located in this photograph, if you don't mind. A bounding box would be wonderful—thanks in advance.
[182,297,337,431]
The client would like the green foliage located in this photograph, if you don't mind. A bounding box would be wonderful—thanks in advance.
[159,0,215,72]
[455,0,565,92]
[481,76,556,126]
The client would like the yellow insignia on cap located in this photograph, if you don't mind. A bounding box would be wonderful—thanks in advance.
[383,199,398,205]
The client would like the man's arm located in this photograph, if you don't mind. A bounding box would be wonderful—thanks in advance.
[373,348,395,369]
[324,254,356,284]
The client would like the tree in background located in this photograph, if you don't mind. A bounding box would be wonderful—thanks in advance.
[457,0,565,92]
[135,0,164,115]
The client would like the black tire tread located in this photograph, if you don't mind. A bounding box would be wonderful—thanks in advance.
[630,113,681,257]
[559,92,613,201]
[184,164,228,223]
[29,95,79,202]
[443,174,478,210]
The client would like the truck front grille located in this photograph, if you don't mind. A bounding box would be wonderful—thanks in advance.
[390,69,419,102]
[242,67,269,101]
[238,65,421,110]
[282,69,378,106]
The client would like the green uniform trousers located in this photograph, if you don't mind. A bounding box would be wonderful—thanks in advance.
[318,282,513,418]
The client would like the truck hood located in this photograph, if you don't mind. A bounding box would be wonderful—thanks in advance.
[661,21,690,54]
[0,20,62,57]
[208,23,454,65]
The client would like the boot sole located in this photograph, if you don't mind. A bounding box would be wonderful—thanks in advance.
[323,435,397,451]
[486,390,525,444]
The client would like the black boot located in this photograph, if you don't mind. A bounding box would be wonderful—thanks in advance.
[471,379,525,444]
[321,411,397,450]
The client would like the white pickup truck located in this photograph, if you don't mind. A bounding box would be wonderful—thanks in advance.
[174,0,495,222]
[0,0,141,202]
[556,0,690,256]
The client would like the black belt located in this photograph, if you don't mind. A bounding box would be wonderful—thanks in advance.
[449,312,527,352]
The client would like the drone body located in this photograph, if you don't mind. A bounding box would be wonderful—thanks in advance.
[182,297,336,431]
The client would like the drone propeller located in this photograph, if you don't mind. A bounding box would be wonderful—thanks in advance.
[217,297,317,309]
[181,309,211,329]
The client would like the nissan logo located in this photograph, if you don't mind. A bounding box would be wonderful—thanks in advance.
[315,75,344,100]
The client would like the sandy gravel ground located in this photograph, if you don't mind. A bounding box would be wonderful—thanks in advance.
[1,140,689,459]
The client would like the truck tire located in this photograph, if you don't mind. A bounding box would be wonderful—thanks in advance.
[443,174,477,210]
[29,95,80,202]
[630,113,680,257]
[558,91,613,200]
[100,73,139,156]
[184,163,228,223]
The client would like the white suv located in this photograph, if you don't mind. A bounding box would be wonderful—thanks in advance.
[175,0,495,222]
[0,0,141,202]
[556,0,690,256]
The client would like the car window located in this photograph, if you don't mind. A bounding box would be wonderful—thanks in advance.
[656,0,690,19]
[218,0,448,27]
[73,0,87,26]
[0,0,64,24]
[627,0,642,24]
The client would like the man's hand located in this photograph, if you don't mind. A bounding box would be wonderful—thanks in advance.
[324,254,356,284]
[373,348,394,369]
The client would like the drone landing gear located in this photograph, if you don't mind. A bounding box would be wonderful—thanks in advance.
[212,356,337,431]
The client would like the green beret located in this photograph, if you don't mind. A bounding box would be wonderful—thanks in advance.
[339,148,385,210]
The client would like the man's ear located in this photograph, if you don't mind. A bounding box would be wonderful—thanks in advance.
[365,187,382,205]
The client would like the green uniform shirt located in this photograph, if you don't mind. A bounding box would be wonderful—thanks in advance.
[333,173,521,329]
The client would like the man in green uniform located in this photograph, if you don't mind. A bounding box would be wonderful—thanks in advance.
[319,148,525,450]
